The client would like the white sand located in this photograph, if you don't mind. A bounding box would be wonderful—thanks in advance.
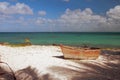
[0,45,120,80]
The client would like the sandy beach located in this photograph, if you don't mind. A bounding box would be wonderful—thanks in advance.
[0,45,120,80]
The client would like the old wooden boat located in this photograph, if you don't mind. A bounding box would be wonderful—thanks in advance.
[60,45,100,60]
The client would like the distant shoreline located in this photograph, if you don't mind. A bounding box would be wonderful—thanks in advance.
[0,43,120,49]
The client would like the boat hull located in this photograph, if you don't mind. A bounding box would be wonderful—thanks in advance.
[60,45,100,60]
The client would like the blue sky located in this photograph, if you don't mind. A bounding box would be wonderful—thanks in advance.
[0,0,120,32]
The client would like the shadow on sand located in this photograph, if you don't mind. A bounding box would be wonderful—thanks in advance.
[15,66,62,80]
[0,62,16,80]
[49,50,120,80]
[15,66,39,80]
[53,55,64,59]
[1,61,120,80]
[1,60,120,80]
[0,65,60,80]
[48,61,120,80]
[0,50,120,80]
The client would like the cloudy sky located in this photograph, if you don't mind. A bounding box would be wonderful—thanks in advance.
[0,0,120,32]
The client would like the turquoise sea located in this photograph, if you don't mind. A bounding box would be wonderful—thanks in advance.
[0,32,120,48]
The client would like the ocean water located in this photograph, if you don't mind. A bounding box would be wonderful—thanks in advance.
[0,32,120,48]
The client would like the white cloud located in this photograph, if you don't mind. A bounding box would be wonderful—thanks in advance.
[54,8,107,31]
[38,11,46,16]
[107,5,120,19]
[35,17,53,25]
[1,2,120,32]
[35,5,120,32]
[36,18,46,24]
[106,5,120,26]
[0,2,33,15]
[0,14,12,24]
[104,5,120,31]
[0,2,9,10]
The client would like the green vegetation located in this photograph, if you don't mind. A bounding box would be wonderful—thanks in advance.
[0,38,32,47]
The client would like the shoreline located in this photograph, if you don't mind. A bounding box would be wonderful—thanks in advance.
[0,42,120,49]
